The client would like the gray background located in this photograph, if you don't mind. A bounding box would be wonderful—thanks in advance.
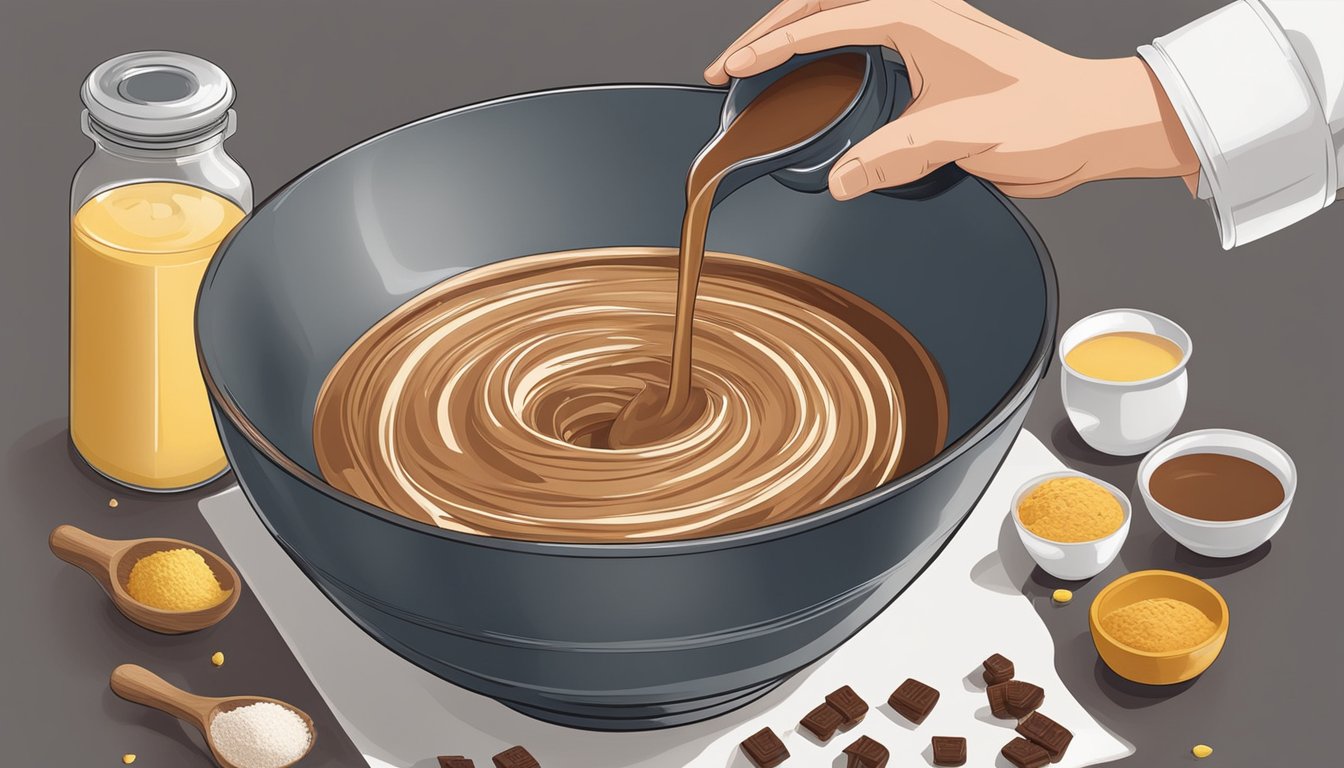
[1,0,1339,766]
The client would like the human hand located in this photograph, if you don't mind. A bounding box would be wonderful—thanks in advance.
[705,0,1199,199]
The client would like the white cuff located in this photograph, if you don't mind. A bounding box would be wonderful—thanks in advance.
[1139,0,1336,249]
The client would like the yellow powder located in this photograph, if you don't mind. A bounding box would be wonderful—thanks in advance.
[1018,477,1123,542]
[126,548,228,611]
[1101,598,1216,652]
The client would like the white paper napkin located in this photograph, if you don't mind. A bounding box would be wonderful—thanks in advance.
[201,430,1133,768]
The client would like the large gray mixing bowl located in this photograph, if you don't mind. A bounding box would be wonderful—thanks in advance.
[197,84,1056,730]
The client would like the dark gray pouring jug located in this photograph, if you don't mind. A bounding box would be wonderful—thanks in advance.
[712,46,968,205]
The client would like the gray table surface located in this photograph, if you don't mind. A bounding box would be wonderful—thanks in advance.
[3,1,1339,766]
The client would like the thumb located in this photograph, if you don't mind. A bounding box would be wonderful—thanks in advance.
[828,106,979,200]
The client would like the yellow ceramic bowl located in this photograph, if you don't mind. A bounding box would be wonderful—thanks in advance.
[1089,570,1228,685]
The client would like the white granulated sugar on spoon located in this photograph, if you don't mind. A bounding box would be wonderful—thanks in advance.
[210,701,312,768]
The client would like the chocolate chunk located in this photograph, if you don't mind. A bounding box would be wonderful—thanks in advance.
[931,736,967,766]
[887,678,940,724]
[1016,712,1073,762]
[1004,680,1045,718]
[799,702,845,741]
[842,735,889,768]
[987,682,1012,719]
[1001,737,1051,768]
[438,758,475,768]
[825,685,869,726]
[982,653,1015,685]
[740,727,789,768]
[491,746,539,768]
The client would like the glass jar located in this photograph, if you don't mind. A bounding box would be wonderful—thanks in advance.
[70,51,252,492]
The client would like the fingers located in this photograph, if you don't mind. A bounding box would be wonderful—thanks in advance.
[827,107,986,200]
[721,2,877,80]
[995,179,1083,198]
[705,0,816,86]
[706,0,869,84]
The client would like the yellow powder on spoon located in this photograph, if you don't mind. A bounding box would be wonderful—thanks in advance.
[126,548,228,611]
[1101,598,1216,652]
[1018,476,1124,542]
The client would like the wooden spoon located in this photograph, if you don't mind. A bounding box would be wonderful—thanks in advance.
[111,664,315,768]
[48,524,241,634]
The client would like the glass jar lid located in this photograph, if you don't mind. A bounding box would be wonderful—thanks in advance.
[81,51,235,144]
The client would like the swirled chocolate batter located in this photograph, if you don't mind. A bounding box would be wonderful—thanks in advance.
[313,248,946,542]
[313,53,949,542]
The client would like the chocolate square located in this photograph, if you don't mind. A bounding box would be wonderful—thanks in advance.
[825,685,869,726]
[982,653,1015,685]
[1001,737,1051,768]
[740,727,789,768]
[842,735,889,768]
[491,746,539,768]
[987,682,1012,719]
[1004,680,1045,718]
[438,758,475,768]
[799,702,845,741]
[931,736,967,766]
[887,678,939,724]
[1017,712,1073,762]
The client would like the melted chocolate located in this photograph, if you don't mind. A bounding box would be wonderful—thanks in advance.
[1149,453,1284,521]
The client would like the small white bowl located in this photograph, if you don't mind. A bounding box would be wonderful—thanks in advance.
[1060,309,1192,456]
[1011,470,1132,581]
[1138,429,1296,558]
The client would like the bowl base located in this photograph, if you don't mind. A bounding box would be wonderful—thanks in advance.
[501,677,787,731]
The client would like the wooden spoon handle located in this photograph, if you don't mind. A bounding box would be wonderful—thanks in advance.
[49,524,118,583]
[110,664,218,727]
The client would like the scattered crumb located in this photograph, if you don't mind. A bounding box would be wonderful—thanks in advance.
[211,651,225,667]
[122,755,136,765]
[1193,744,1213,758]
[108,498,119,508]
[1052,589,1073,604]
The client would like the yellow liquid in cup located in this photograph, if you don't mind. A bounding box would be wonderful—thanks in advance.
[70,182,245,490]
[1065,331,1183,382]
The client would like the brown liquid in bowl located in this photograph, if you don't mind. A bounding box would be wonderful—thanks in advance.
[312,54,948,543]
[312,248,947,542]
[1149,453,1285,521]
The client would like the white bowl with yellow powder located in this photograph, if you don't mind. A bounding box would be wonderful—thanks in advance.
[1012,471,1131,581]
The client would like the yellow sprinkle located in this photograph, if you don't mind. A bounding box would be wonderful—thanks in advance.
[1193,744,1213,758]
[108,498,119,508]
[122,755,136,765]
[211,651,225,667]
[1053,589,1073,604]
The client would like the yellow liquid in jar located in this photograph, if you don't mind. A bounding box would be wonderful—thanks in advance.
[70,182,245,490]
[1065,331,1183,382]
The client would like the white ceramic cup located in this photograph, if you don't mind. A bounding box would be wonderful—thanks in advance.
[1138,429,1296,558]
[1059,309,1191,456]
[1011,470,1132,581]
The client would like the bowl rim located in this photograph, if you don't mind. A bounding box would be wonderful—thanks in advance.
[1137,428,1298,528]
[196,82,1058,557]
[1011,470,1132,547]
[1088,569,1229,658]
[1058,307,1192,388]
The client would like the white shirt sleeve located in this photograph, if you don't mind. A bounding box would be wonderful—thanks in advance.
[1138,0,1343,249]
